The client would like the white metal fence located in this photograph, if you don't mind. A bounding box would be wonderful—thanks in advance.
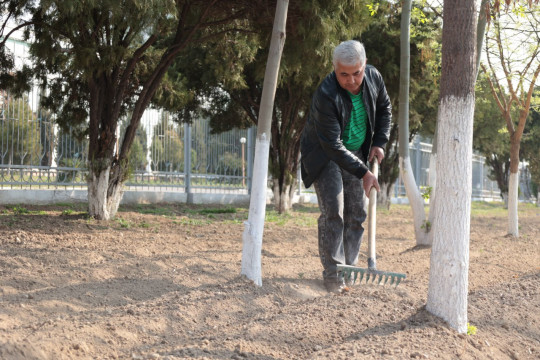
[0,93,253,194]
[3,36,536,204]
[2,86,523,203]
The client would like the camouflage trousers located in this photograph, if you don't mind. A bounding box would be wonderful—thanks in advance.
[313,160,367,282]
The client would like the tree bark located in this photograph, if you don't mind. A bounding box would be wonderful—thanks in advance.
[426,0,478,334]
[272,180,293,213]
[88,165,124,220]
[378,123,400,209]
[241,0,288,286]
[378,181,393,210]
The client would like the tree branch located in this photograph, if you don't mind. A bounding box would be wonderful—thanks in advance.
[0,21,34,48]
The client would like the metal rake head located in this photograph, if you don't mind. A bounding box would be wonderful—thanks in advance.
[338,264,406,287]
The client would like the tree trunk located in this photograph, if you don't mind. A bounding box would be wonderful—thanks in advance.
[378,123,400,210]
[501,191,509,208]
[400,156,429,244]
[378,181,393,210]
[537,191,539,207]
[427,96,475,334]
[88,165,125,220]
[426,0,477,334]
[507,170,519,236]
[507,138,521,237]
[398,0,428,245]
[241,0,288,286]
[427,143,437,245]
[272,179,293,213]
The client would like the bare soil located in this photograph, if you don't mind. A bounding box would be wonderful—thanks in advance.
[0,201,538,360]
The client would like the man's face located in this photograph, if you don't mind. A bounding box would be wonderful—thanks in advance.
[334,61,366,95]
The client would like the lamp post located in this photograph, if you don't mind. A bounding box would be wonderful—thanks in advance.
[240,137,246,187]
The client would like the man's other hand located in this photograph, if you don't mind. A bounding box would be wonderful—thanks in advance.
[362,170,380,197]
[368,146,384,164]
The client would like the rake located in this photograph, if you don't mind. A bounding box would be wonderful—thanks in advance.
[337,160,406,287]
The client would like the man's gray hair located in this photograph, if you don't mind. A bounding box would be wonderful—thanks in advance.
[332,40,366,67]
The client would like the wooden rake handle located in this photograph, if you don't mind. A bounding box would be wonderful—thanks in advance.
[367,160,378,270]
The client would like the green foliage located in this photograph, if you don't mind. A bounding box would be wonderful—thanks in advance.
[0,96,42,165]
[366,3,380,16]
[170,0,398,212]
[1,0,259,219]
[119,116,148,172]
[361,1,441,203]
[521,87,540,193]
[473,74,511,196]
[420,220,431,232]
[420,186,432,200]
[150,113,183,172]
[11,206,29,215]
[117,218,131,229]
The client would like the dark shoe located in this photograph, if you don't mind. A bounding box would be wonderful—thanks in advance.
[324,278,349,294]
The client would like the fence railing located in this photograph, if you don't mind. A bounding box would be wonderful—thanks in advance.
[3,87,536,203]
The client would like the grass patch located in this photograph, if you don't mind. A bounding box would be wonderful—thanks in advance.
[470,201,506,214]
[116,218,132,229]
[2,205,47,216]
[196,207,237,215]
[120,204,179,217]
[173,218,211,226]
[264,208,317,227]
[11,206,30,215]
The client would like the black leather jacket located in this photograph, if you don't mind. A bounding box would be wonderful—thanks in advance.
[300,65,392,188]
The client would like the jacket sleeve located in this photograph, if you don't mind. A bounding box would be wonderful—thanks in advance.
[311,88,369,179]
[371,70,392,149]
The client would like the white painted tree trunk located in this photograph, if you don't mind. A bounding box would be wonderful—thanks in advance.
[378,182,392,210]
[427,151,437,245]
[241,135,270,286]
[426,96,475,334]
[240,0,288,286]
[272,180,292,213]
[507,171,519,237]
[400,156,429,245]
[88,167,124,221]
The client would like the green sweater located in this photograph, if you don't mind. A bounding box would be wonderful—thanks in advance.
[342,91,367,151]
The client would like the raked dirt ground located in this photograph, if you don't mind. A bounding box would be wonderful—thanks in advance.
[0,201,538,360]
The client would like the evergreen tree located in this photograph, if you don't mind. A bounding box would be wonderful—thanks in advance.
[473,74,511,203]
[1,0,257,219]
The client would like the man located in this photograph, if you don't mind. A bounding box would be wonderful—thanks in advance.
[300,40,392,293]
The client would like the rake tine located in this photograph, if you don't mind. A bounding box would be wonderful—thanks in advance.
[343,269,350,282]
[336,265,406,287]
